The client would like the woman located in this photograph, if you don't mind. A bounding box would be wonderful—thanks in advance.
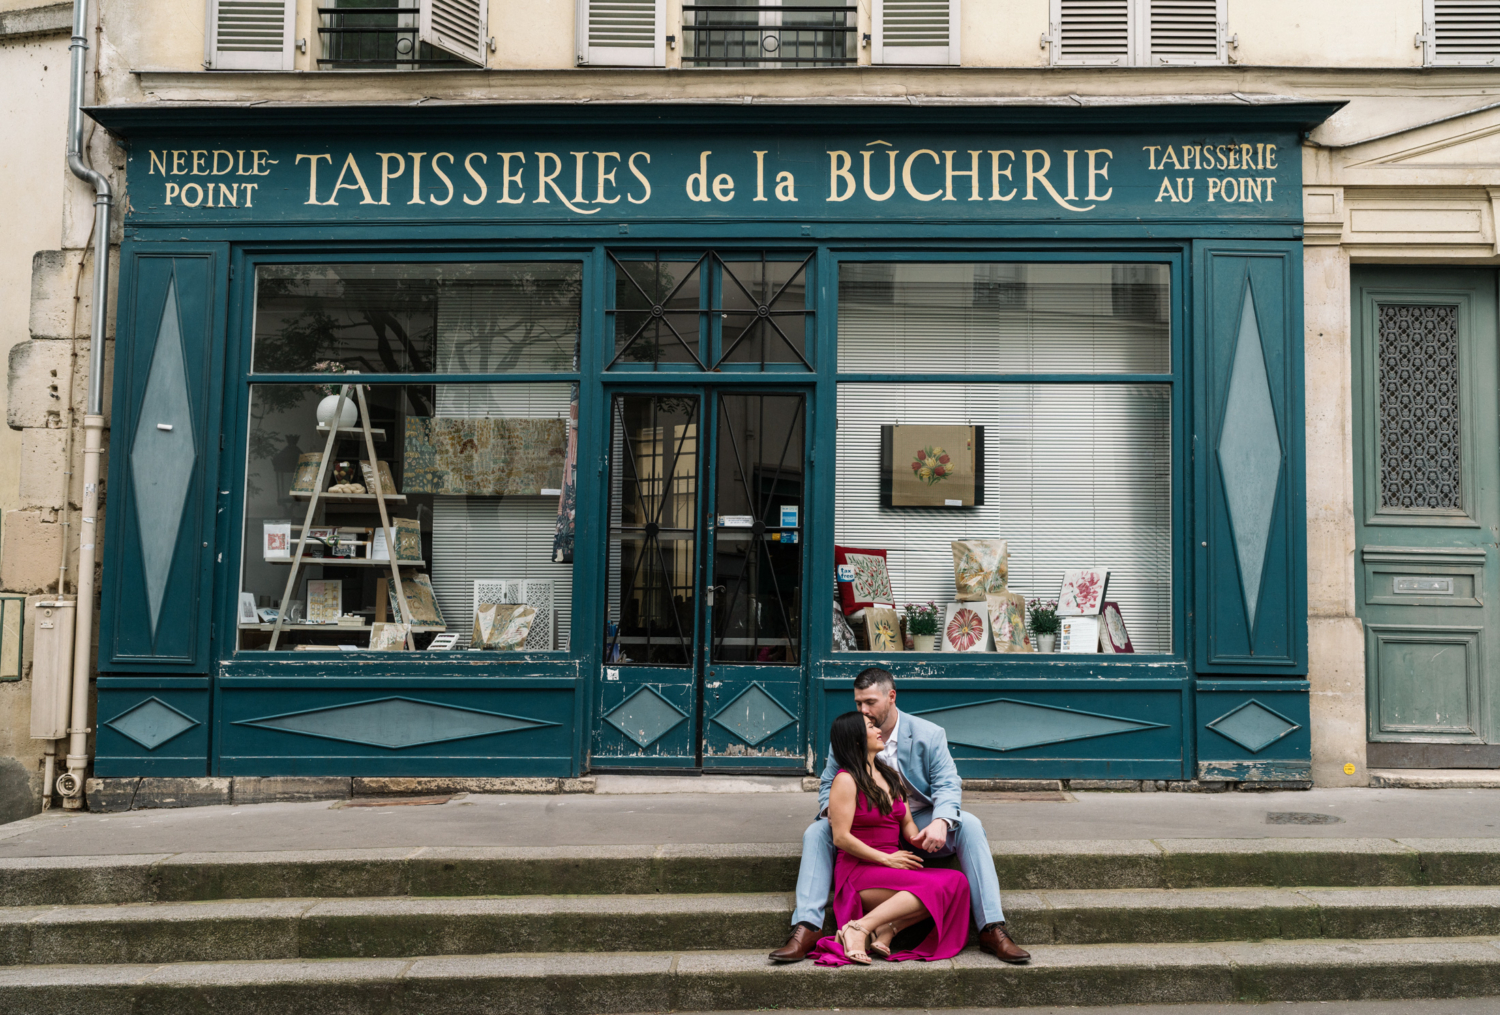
[808,710,971,966]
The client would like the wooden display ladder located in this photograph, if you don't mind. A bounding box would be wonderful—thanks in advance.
[268,379,418,650]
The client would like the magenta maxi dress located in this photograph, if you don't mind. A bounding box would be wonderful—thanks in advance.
[808,773,971,966]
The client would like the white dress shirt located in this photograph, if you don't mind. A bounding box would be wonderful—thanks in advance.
[877,714,949,833]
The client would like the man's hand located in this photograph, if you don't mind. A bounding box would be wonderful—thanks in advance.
[912,818,949,852]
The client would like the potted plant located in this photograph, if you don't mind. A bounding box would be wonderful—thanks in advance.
[1027,598,1060,653]
[313,360,357,429]
[903,601,941,652]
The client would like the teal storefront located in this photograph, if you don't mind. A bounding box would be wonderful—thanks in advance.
[89,101,1333,783]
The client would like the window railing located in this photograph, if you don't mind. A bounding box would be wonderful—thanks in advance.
[681,4,856,67]
[317,6,465,69]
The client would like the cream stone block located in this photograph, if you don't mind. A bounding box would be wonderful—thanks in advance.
[494,0,575,70]
[0,510,63,594]
[964,0,1047,68]
[28,248,118,341]
[1302,243,1355,619]
[1308,615,1367,787]
[1226,0,1421,68]
[17,427,67,512]
[5,338,113,431]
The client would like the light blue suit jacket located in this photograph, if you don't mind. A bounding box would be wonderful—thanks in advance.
[817,708,964,830]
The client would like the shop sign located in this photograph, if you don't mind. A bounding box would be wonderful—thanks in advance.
[125,128,1300,225]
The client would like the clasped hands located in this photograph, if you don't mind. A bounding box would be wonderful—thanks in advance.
[882,818,949,868]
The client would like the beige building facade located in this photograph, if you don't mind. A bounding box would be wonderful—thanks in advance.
[1,0,1498,815]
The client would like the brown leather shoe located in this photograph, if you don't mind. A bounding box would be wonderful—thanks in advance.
[769,923,821,963]
[978,922,1030,964]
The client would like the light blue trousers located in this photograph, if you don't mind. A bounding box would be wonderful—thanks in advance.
[790,809,1005,930]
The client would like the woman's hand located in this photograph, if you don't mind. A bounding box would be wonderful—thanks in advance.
[880,849,925,870]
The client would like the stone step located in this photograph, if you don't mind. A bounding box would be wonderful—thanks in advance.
[4,886,1500,966]
[5,838,1499,908]
[2,937,1499,1014]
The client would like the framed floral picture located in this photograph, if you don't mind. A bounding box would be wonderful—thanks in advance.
[835,545,894,615]
[1057,568,1109,616]
[986,591,1032,653]
[1098,602,1135,654]
[863,606,904,653]
[941,601,991,653]
[881,425,985,508]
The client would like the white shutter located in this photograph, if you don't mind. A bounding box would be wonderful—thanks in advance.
[1426,0,1500,66]
[420,0,487,65]
[205,0,295,71]
[1050,0,1133,66]
[872,0,960,66]
[577,0,666,67]
[1146,0,1222,64]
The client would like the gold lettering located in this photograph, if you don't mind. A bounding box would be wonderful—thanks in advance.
[1207,177,1222,202]
[1255,143,1265,170]
[988,150,1016,201]
[687,151,713,203]
[238,150,249,175]
[1064,150,1079,200]
[430,153,455,205]
[164,182,179,205]
[862,147,897,202]
[462,152,488,206]
[252,151,274,176]
[627,152,651,204]
[775,171,796,201]
[712,173,735,202]
[217,183,237,206]
[241,182,258,207]
[571,151,590,206]
[1160,146,1182,171]
[191,151,208,175]
[1023,149,1093,212]
[1155,177,1178,203]
[212,150,234,175]
[376,153,405,205]
[408,152,427,205]
[179,182,204,207]
[1143,145,1162,171]
[1085,149,1113,202]
[1259,176,1274,201]
[753,150,768,202]
[172,150,188,175]
[1180,177,1193,202]
[294,153,332,205]
[149,151,167,176]
[594,152,620,204]
[330,153,377,205]
[535,152,598,214]
[827,150,855,202]
[498,152,525,204]
[1241,176,1261,202]
[902,149,941,202]
[1264,144,1277,169]
[942,150,982,202]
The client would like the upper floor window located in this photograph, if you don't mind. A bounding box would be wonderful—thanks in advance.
[1048,0,1226,67]
[205,0,488,71]
[1423,0,1500,66]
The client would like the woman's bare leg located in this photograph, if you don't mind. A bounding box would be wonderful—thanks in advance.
[871,910,928,952]
[857,890,928,934]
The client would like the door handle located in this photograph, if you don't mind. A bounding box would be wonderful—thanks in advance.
[707,584,726,605]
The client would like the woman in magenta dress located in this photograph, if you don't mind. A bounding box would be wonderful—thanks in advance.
[808,710,971,965]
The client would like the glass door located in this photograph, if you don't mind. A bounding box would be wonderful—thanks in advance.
[595,390,807,769]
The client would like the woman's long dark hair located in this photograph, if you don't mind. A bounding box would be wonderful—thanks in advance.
[829,711,905,815]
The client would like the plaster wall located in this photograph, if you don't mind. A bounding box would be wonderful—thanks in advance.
[0,25,70,819]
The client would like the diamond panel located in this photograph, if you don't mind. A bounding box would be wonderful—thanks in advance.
[129,276,198,638]
[104,697,199,751]
[603,686,688,748]
[711,683,796,746]
[237,697,552,749]
[1206,699,1301,753]
[1378,304,1462,510]
[914,698,1166,753]
[1216,288,1283,631]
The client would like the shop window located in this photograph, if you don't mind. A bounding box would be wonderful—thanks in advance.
[240,261,580,653]
[254,262,581,374]
[608,251,813,370]
[833,262,1173,655]
[317,0,486,69]
[681,0,855,68]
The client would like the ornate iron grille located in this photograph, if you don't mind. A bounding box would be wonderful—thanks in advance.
[681,4,855,67]
[607,251,814,370]
[1378,303,1462,510]
[318,4,465,68]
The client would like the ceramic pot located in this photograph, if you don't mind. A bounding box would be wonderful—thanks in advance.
[914,634,935,652]
[1037,633,1057,653]
[317,393,358,429]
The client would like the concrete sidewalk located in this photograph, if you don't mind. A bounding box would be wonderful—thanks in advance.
[2,786,1498,858]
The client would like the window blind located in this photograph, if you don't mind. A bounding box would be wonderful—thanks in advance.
[1147,0,1221,64]
[1428,0,1500,65]
[1053,0,1131,65]
[207,0,295,70]
[578,0,666,66]
[872,0,960,66]
[420,0,486,65]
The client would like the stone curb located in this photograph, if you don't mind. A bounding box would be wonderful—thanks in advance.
[85,776,599,812]
[1,938,1499,1014]
[3,839,1500,908]
[4,886,1500,966]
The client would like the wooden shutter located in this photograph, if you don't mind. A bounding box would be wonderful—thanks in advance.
[1147,0,1223,65]
[1051,0,1133,66]
[101,248,227,672]
[577,0,665,67]
[872,0,960,66]
[205,0,295,70]
[1193,243,1307,674]
[420,0,487,65]
[1426,0,1500,66]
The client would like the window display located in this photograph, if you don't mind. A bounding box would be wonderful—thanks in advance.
[239,259,580,652]
[835,261,1173,654]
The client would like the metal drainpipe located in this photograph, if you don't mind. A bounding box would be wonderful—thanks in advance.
[56,0,111,808]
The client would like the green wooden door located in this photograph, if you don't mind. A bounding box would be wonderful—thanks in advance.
[1353,267,1500,763]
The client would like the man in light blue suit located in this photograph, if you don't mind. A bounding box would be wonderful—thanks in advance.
[769,666,1030,963]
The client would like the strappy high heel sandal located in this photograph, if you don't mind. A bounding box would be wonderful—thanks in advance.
[868,921,896,960]
[835,919,873,965]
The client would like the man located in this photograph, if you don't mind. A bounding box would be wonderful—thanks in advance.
[770,666,1030,964]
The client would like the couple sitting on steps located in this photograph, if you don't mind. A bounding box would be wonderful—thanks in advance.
[770,667,1031,966]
